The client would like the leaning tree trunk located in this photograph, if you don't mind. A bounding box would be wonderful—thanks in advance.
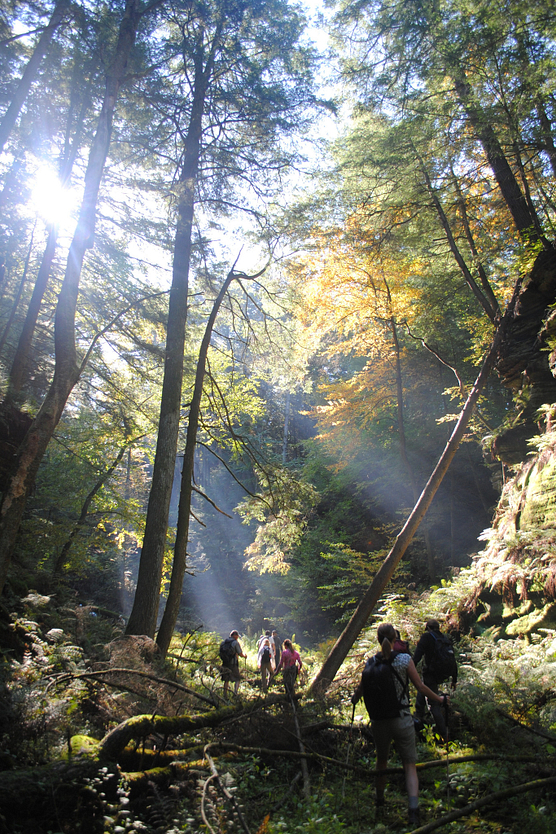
[310,273,525,695]
[0,0,144,592]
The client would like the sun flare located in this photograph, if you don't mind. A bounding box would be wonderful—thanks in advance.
[31,166,79,227]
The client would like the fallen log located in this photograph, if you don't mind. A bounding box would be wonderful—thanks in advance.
[98,693,292,761]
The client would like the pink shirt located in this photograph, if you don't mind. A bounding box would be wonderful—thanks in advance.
[278,647,302,671]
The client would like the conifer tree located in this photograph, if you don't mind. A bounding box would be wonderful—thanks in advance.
[126,0,315,639]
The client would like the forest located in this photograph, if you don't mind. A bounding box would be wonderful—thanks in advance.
[1,0,556,832]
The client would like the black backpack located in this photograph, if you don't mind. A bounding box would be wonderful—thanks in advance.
[261,646,271,664]
[361,651,409,720]
[219,637,236,664]
[426,631,457,681]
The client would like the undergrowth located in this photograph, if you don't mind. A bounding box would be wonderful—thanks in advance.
[1,583,556,834]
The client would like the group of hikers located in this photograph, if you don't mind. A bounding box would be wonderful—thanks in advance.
[219,628,303,698]
[219,618,457,827]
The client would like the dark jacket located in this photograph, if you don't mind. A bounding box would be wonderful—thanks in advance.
[413,629,457,685]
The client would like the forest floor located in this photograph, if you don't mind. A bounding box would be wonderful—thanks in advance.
[1,587,556,834]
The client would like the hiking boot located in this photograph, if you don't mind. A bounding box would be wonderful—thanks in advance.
[408,807,420,827]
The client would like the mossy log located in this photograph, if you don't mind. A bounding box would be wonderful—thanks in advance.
[98,692,291,761]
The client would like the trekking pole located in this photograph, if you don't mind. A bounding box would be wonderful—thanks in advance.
[443,694,451,811]
[341,702,356,802]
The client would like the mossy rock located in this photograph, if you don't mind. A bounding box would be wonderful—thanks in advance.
[502,599,533,619]
[69,734,100,759]
[504,603,556,636]
[520,456,556,530]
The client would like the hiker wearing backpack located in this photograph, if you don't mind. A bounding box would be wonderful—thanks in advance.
[351,622,450,827]
[257,637,274,692]
[258,629,272,650]
[413,619,457,741]
[274,638,302,697]
[219,630,247,698]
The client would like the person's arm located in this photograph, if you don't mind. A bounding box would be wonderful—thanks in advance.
[407,658,449,707]
[351,680,363,705]
[412,633,429,667]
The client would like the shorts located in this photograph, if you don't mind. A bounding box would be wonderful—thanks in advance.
[371,712,417,763]
[220,663,241,682]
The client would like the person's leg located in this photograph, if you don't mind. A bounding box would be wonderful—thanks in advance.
[232,663,242,695]
[261,663,270,692]
[283,667,296,696]
[371,720,392,807]
[424,674,447,739]
[392,714,420,823]
[403,762,420,825]
[403,761,419,798]
[414,689,426,722]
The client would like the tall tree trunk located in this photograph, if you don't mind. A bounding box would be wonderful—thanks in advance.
[125,57,205,639]
[7,63,95,400]
[310,276,523,695]
[126,31,221,638]
[0,0,71,153]
[0,0,143,593]
[156,267,239,656]
[454,77,545,244]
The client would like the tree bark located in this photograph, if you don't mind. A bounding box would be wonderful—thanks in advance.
[454,77,545,244]
[156,266,238,656]
[0,0,144,593]
[126,30,221,638]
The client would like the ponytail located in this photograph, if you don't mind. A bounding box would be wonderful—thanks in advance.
[381,636,393,659]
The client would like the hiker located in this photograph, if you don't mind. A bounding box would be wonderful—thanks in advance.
[271,629,281,667]
[220,629,247,698]
[413,619,457,741]
[351,622,450,826]
[393,628,410,654]
[257,637,274,692]
[258,629,272,651]
[274,638,302,696]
